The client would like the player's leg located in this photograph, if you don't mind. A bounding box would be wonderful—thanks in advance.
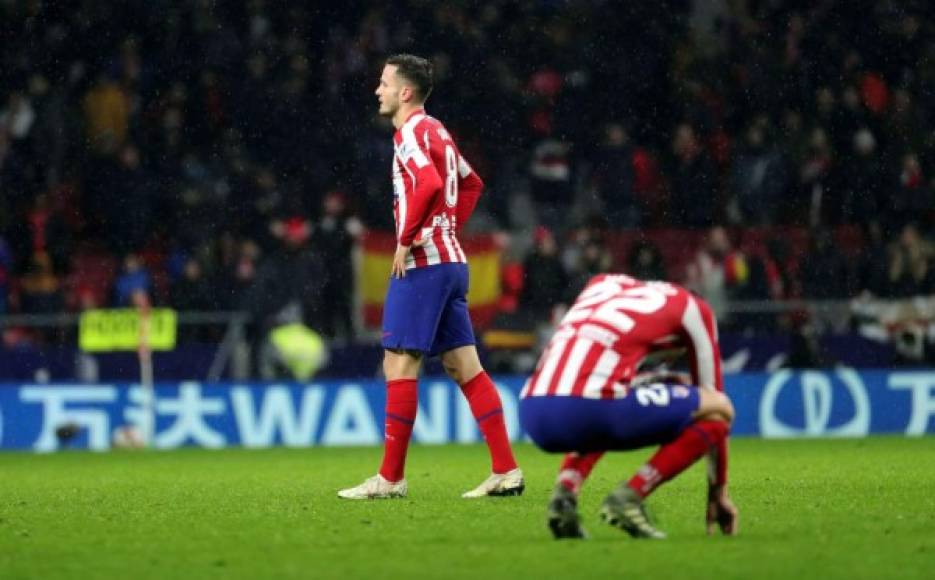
[602,388,734,537]
[682,296,730,483]
[442,344,523,497]
[545,451,605,540]
[337,347,422,500]
[339,267,445,499]
[556,451,605,494]
[433,264,522,498]
[521,395,607,539]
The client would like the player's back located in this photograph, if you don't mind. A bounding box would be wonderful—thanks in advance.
[522,274,693,399]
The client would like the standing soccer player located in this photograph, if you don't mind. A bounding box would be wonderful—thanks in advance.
[339,54,523,499]
[520,274,738,538]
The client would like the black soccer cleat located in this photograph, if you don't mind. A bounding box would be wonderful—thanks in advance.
[600,486,666,539]
[547,484,588,539]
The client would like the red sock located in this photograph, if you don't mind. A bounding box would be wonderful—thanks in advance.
[557,451,605,494]
[627,420,729,498]
[460,371,517,474]
[378,379,418,482]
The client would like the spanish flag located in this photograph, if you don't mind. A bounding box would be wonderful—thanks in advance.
[358,231,501,330]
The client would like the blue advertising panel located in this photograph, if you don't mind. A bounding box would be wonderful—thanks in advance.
[1,370,933,451]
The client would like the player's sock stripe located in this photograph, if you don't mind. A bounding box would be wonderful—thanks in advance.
[386,413,415,425]
[475,408,503,423]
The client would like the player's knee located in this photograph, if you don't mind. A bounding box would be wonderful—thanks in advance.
[698,390,734,425]
[383,349,422,380]
[442,360,462,383]
[440,346,482,386]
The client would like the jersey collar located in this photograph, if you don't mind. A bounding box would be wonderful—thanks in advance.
[404,108,425,123]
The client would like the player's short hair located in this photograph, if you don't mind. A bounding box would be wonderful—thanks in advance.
[386,53,433,102]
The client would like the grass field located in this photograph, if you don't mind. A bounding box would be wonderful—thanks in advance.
[1,438,934,580]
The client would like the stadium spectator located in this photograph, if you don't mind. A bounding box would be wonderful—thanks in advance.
[170,257,213,312]
[6,192,70,275]
[566,233,614,300]
[244,216,324,331]
[113,253,153,307]
[626,239,667,283]
[855,221,891,298]
[684,226,733,323]
[529,136,574,232]
[840,128,885,224]
[591,123,639,228]
[730,118,789,225]
[800,229,852,300]
[18,252,64,314]
[82,70,130,155]
[668,123,718,227]
[887,223,935,298]
[519,226,568,322]
[312,190,363,342]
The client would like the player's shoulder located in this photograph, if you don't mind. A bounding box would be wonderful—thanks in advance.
[417,115,456,141]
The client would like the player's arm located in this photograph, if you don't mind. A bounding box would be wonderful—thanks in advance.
[455,156,484,230]
[392,125,444,278]
[682,296,736,533]
[398,135,444,247]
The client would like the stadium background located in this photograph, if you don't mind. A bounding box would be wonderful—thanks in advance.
[1,2,934,578]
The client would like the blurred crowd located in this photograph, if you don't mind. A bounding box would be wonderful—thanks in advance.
[1,0,934,342]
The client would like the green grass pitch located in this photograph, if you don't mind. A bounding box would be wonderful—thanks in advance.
[1,438,934,580]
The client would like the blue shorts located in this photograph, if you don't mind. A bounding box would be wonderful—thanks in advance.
[382,263,476,357]
[520,385,700,453]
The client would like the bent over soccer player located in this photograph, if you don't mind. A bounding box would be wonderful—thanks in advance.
[520,274,738,538]
[339,54,523,499]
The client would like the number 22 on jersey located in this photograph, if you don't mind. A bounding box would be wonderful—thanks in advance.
[560,278,672,334]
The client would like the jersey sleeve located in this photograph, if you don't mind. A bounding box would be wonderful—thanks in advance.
[398,121,444,246]
[456,156,484,230]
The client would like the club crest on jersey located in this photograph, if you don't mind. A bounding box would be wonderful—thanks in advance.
[397,141,417,162]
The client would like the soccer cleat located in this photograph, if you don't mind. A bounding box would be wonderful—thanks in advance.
[547,484,588,539]
[337,474,408,500]
[461,468,525,498]
[600,486,666,539]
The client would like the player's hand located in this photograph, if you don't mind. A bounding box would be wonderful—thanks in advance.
[391,236,428,278]
[392,244,411,278]
[706,484,738,536]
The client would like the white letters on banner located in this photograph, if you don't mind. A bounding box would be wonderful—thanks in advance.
[320,385,380,445]
[888,372,935,436]
[4,371,935,451]
[231,385,325,447]
[20,386,117,451]
[759,369,870,438]
[154,383,227,448]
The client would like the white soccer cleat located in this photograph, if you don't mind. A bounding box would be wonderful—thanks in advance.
[337,474,408,500]
[462,468,525,498]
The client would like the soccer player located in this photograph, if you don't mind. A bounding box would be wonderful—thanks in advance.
[519,273,738,538]
[339,54,523,499]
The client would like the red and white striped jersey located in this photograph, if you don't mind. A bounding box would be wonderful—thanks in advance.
[392,109,484,269]
[521,274,723,400]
